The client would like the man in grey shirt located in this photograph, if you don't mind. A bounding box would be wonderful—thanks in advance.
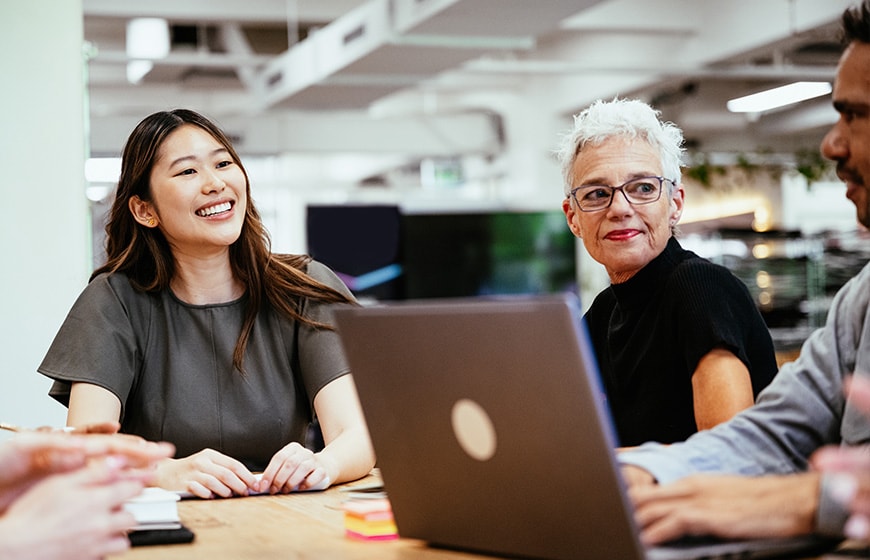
[620,0,870,544]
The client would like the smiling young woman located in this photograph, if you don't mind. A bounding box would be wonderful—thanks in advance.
[37,109,375,499]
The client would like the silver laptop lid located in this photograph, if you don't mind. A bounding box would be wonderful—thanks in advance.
[335,294,646,560]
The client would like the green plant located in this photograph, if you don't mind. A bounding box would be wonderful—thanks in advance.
[685,153,726,188]
[794,149,834,185]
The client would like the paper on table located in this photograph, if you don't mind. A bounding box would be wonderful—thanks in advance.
[124,487,182,529]
[339,482,387,500]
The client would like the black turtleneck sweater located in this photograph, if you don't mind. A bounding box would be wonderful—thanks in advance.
[583,237,777,447]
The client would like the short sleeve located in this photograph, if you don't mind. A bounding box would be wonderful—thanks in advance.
[295,260,357,406]
[38,274,144,410]
[669,260,770,380]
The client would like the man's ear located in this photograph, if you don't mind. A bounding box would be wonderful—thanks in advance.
[129,195,158,228]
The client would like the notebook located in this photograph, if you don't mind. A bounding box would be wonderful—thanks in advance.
[123,487,195,547]
[334,293,835,560]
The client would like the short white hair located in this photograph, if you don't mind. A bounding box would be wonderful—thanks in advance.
[557,98,684,195]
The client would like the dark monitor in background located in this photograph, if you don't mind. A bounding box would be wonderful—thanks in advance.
[306,204,404,301]
[306,205,576,302]
[401,210,576,299]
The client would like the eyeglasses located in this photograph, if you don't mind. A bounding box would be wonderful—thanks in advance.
[568,176,674,212]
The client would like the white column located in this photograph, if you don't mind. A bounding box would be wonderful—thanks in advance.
[0,0,89,429]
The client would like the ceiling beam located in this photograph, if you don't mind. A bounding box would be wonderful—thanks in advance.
[82,0,361,23]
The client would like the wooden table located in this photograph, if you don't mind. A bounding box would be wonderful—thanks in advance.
[114,471,864,560]
[114,472,487,560]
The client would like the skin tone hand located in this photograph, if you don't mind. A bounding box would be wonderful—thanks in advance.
[155,448,259,499]
[0,432,173,514]
[258,442,331,494]
[68,421,122,435]
[31,420,121,435]
[258,375,375,494]
[812,375,870,540]
[67,377,374,498]
[621,464,656,488]
[629,472,820,545]
[0,458,150,560]
[67,382,258,499]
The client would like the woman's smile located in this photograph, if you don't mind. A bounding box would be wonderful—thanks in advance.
[195,199,235,218]
[604,228,641,241]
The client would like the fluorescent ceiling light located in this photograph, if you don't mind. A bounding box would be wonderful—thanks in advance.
[85,157,121,183]
[125,18,169,84]
[126,18,170,59]
[85,157,121,202]
[86,185,112,202]
[126,60,153,85]
[727,81,832,113]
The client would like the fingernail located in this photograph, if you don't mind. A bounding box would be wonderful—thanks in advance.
[845,515,870,540]
[829,473,858,505]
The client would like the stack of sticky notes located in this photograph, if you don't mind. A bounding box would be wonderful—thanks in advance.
[342,497,398,541]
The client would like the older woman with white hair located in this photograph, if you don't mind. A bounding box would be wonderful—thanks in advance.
[559,98,777,447]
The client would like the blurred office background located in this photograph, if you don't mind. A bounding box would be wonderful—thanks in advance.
[0,0,860,428]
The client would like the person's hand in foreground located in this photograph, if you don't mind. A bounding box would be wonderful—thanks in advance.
[0,431,173,513]
[812,375,870,541]
[0,431,173,559]
[32,420,121,435]
[629,472,820,545]
[0,457,152,560]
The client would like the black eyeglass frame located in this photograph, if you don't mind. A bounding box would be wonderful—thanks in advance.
[567,175,675,212]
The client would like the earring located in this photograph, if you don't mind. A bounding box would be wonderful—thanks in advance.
[147,217,156,227]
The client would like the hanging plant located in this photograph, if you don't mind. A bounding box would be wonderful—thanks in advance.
[735,153,757,174]
[685,152,726,189]
[738,150,785,183]
[794,149,835,186]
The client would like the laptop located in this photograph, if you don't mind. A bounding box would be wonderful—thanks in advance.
[334,294,835,560]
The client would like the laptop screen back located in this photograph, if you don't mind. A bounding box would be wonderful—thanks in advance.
[335,294,646,560]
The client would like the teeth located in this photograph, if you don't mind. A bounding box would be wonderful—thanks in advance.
[196,202,231,217]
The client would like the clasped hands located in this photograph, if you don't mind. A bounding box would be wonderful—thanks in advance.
[155,441,332,499]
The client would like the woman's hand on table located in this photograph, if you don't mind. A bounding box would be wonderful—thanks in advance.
[258,442,332,494]
[155,448,259,499]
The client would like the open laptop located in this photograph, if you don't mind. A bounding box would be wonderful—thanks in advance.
[334,294,835,560]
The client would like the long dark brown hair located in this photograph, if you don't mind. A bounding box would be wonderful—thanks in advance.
[95,108,354,371]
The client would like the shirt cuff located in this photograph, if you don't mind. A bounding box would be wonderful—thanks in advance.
[617,443,698,484]
[816,473,850,537]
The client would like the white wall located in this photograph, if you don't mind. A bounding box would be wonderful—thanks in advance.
[781,175,859,234]
[0,0,89,428]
